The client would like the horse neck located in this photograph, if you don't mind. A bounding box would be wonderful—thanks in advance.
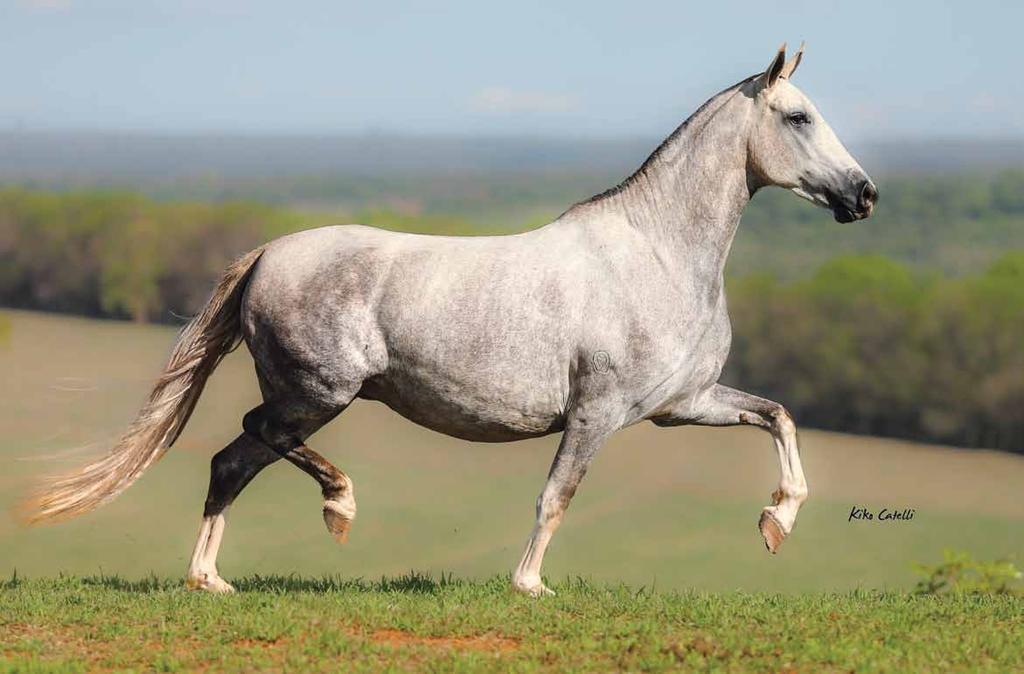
[581,85,755,281]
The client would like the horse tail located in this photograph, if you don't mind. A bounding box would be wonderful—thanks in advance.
[21,246,265,525]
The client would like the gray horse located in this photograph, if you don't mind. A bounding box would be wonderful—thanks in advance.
[26,44,876,596]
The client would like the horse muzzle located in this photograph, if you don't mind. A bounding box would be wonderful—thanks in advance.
[828,178,878,223]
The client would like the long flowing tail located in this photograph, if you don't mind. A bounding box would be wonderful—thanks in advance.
[22,246,265,525]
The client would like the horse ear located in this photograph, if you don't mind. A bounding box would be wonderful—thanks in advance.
[780,41,805,80]
[760,43,787,90]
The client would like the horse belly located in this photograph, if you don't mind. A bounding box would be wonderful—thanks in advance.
[358,356,568,443]
[362,242,577,442]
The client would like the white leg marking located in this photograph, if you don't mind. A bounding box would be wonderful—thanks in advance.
[760,414,808,553]
[185,513,235,593]
[512,497,563,597]
[322,474,357,543]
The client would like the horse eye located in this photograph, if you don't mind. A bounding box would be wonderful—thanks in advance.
[787,112,810,126]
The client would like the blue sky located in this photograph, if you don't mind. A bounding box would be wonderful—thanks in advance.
[1,0,1021,140]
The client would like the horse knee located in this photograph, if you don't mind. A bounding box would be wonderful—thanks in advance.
[241,407,287,452]
[769,405,797,438]
[535,489,572,527]
[243,405,302,456]
[241,408,264,439]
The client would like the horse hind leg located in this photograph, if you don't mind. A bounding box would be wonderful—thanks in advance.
[186,395,355,593]
[187,433,281,593]
[242,398,357,542]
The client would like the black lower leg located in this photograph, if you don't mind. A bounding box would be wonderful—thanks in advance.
[242,404,350,501]
[203,433,282,517]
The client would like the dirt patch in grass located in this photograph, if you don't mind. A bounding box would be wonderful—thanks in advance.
[232,637,287,651]
[369,628,519,653]
[2,622,212,671]
[3,623,119,671]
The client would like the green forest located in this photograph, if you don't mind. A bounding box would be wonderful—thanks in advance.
[727,254,1022,451]
[0,175,1021,452]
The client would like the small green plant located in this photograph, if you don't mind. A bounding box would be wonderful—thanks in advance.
[913,549,1022,595]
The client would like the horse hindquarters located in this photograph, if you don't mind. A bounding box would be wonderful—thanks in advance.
[186,235,379,592]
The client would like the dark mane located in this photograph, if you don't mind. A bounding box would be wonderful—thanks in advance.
[568,74,759,210]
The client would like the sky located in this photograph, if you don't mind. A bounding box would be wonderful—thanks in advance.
[1,0,1022,140]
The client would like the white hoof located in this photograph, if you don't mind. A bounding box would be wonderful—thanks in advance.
[512,576,555,597]
[323,495,356,543]
[186,572,235,594]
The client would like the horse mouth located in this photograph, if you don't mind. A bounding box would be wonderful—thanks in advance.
[832,205,872,223]
[832,206,857,223]
[827,191,870,223]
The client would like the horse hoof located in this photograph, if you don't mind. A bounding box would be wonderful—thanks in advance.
[186,573,235,594]
[758,508,786,554]
[323,498,356,543]
[512,577,555,598]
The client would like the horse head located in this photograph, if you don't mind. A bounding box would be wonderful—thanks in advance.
[747,43,878,223]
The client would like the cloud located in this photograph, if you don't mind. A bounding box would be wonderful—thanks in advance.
[470,87,579,115]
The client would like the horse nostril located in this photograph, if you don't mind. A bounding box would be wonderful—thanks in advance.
[859,181,878,211]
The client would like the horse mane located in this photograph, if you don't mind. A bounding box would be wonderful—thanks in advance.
[567,73,759,211]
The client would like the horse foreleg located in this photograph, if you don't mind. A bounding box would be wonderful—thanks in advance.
[187,433,281,593]
[652,383,808,553]
[513,424,610,597]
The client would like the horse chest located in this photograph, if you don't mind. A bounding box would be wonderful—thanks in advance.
[609,293,732,418]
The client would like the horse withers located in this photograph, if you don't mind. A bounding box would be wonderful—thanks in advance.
[24,44,877,596]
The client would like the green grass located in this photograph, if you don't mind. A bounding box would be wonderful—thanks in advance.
[2,575,1022,672]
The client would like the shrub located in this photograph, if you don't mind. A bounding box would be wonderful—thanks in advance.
[913,549,1022,596]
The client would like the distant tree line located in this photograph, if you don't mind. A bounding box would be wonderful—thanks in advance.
[725,254,1023,452]
[0,189,310,322]
[0,187,1020,452]
[8,169,1024,276]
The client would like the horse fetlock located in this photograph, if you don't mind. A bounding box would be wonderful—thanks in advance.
[512,573,555,598]
[773,479,808,505]
[322,472,354,500]
[773,409,797,437]
[186,571,235,594]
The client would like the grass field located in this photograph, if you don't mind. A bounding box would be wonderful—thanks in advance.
[3,576,1022,672]
[1,309,1022,671]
